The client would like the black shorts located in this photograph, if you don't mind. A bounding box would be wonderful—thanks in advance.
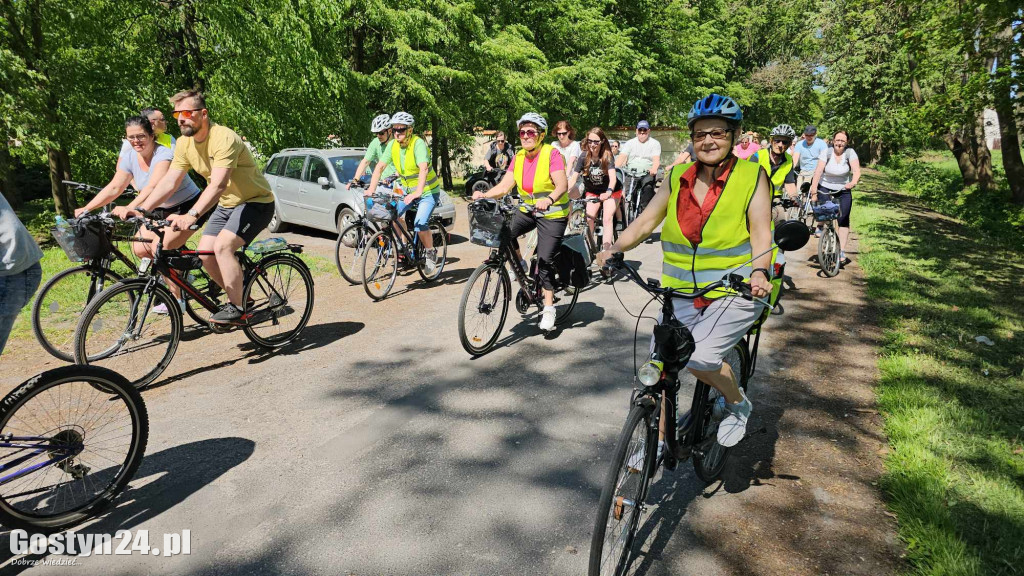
[152,194,210,226]
[202,201,275,244]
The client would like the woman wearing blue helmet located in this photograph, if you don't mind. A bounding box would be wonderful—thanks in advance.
[598,94,773,449]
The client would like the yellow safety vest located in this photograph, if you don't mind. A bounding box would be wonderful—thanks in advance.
[756,150,793,197]
[391,134,439,195]
[661,159,761,298]
[513,144,569,219]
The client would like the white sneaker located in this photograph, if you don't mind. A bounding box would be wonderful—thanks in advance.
[717,390,752,448]
[422,249,438,276]
[627,440,665,472]
[154,299,187,315]
[539,306,556,331]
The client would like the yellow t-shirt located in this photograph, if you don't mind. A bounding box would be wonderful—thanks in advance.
[171,124,274,207]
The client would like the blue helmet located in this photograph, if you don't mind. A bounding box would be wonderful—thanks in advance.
[686,94,743,128]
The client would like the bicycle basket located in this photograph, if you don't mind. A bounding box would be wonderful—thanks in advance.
[813,201,841,222]
[368,201,393,223]
[57,218,112,262]
[469,205,504,248]
[564,202,588,236]
[51,220,84,263]
[165,253,204,271]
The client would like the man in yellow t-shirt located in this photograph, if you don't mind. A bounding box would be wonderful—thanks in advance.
[140,90,275,325]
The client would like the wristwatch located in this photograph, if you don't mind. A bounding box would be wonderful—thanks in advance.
[187,208,200,218]
[752,267,772,280]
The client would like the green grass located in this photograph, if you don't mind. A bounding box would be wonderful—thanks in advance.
[854,168,1024,575]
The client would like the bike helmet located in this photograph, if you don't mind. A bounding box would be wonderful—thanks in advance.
[517,112,548,131]
[686,94,743,128]
[390,111,415,126]
[370,114,391,133]
[770,124,797,140]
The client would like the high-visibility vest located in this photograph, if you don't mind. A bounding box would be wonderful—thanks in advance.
[660,159,761,298]
[513,144,569,219]
[756,150,793,197]
[391,134,439,195]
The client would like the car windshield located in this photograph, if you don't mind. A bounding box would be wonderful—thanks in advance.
[329,156,362,183]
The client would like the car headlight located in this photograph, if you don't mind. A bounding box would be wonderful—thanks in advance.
[637,360,663,387]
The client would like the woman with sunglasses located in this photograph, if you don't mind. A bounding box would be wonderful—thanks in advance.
[598,94,774,448]
[551,120,581,172]
[568,127,619,250]
[472,112,570,332]
[351,114,397,185]
[76,115,203,311]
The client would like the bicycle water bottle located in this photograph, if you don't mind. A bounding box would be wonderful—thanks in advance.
[250,237,288,254]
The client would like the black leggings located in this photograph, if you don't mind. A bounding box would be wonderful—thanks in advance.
[509,211,567,291]
[817,187,853,227]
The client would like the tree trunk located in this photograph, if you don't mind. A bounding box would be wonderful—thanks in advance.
[439,136,453,191]
[47,147,75,217]
[941,130,979,187]
[181,0,205,91]
[973,114,994,192]
[991,23,1024,205]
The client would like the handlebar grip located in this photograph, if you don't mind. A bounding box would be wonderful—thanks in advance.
[601,252,624,278]
[136,207,160,220]
[728,273,753,300]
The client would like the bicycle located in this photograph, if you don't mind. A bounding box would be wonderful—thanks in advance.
[587,222,809,576]
[360,190,449,300]
[32,182,145,361]
[72,209,315,388]
[565,195,607,265]
[457,198,582,355]
[335,182,382,284]
[786,182,815,229]
[814,200,842,277]
[0,365,147,532]
[619,166,655,229]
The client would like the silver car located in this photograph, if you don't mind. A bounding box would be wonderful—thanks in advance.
[262,147,457,234]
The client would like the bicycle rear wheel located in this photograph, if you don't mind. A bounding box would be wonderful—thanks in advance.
[589,403,658,576]
[182,267,220,329]
[0,365,148,532]
[335,222,370,284]
[555,284,580,325]
[457,263,511,355]
[32,265,123,362]
[691,343,749,482]
[242,254,315,349]
[74,280,182,388]
[362,230,398,300]
[818,223,841,277]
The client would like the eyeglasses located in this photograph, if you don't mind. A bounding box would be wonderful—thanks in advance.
[171,108,204,120]
[392,127,409,134]
[519,129,539,139]
[586,139,601,145]
[126,135,150,142]
[556,131,569,137]
[692,128,733,142]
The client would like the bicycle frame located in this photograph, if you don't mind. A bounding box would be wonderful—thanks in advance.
[0,436,83,485]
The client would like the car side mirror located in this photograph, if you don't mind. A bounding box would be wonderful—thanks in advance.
[774,220,810,252]
[317,176,331,188]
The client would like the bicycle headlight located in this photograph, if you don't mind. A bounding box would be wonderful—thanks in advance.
[637,360,663,387]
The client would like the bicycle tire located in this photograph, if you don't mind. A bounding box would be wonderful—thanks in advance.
[335,221,371,284]
[242,253,315,349]
[692,343,749,482]
[818,224,841,277]
[457,263,511,356]
[182,267,219,329]
[73,279,182,389]
[362,230,399,300]
[32,265,124,362]
[416,223,448,282]
[589,403,658,576]
[0,365,148,533]
[555,284,580,325]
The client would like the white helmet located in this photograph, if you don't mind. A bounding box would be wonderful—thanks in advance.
[370,114,391,133]
[390,111,414,126]
[770,124,797,140]
[517,112,547,131]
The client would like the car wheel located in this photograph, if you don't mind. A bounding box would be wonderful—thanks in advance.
[471,180,491,195]
[268,203,288,233]
[336,207,357,233]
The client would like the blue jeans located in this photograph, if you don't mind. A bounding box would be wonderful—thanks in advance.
[0,262,43,356]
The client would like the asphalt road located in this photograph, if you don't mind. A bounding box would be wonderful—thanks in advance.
[2,201,802,576]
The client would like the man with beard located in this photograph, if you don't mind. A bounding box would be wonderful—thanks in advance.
[138,90,275,325]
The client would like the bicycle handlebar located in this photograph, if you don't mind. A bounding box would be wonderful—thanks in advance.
[602,252,753,301]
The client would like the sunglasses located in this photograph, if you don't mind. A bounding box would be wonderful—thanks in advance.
[586,139,601,145]
[637,129,650,133]
[496,139,505,143]
[171,108,204,120]
[772,138,790,144]
[519,129,539,139]
[556,131,569,137]
[392,127,409,134]
[692,128,733,142]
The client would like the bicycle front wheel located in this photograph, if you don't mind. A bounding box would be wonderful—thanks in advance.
[0,365,148,532]
[242,254,315,349]
[589,403,658,576]
[335,222,371,284]
[416,222,448,282]
[362,230,398,300]
[457,263,511,355]
[74,280,182,388]
[32,265,124,362]
[818,224,841,277]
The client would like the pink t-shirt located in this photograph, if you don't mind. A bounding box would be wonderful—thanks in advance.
[519,148,565,195]
[733,142,760,160]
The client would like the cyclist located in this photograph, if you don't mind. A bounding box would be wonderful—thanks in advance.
[751,124,797,223]
[551,121,581,170]
[138,90,276,325]
[792,125,827,191]
[733,131,760,160]
[350,114,396,185]
[609,139,620,158]
[809,129,860,265]
[472,112,570,332]
[598,94,773,448]
[567,127,618,250]
[364,111,440,275]
[0,192,43,356]
[484,131,514,172]
[116,107,174,164]
[615,120,661,220]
